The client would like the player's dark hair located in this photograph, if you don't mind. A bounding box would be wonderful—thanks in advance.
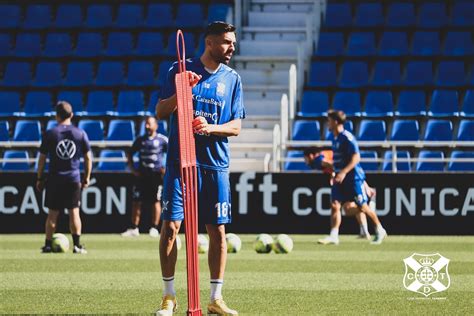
[327,110,346,124]
[144,115,157,122]
[204,21,236,38]
[55,101,73,120]
[303,147,319,156]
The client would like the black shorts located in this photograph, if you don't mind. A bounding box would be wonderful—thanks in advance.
[45,180,81,210]
[132,172,164,203]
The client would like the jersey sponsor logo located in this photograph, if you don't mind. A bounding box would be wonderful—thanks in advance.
[56,139,76,160]
[194,109,218,122]
[203,83,211,89]
[403,253,450,297]
[216,82,226,96]
[193,94,225,108]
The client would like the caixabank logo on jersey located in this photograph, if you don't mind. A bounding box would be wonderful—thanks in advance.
[403,253,450,297]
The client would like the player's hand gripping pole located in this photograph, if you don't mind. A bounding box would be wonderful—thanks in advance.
[175,30,202,316]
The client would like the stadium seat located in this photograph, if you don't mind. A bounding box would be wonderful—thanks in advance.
[43,33,72,57]
[324,120,353,140]
[157,61,174,87]
[23,5,51,29]
[358,120,386,141]
[460,90,474,117]
[55,4,82,28]
[3,62,32,87]
[85,91,116,116]
[315,32,344,57]
[363,91,394,117]
[424,119,453,141]
[136,32,165,56]
[145,4,174,28]
[127,61,156,87]
[78,120,104,141]
[382,151,411,172]
[452,1,474,27]
[412,32,440,56]
[396,90,427,116]
[448,151,474,171]
[360,151,379,171]
[308,62,337,87]
[333,92,362,117]
[346,32,376,56]
[14,33,41,57]
[292,120,320,141]
[444,32,474,56]
[85,5,113,28]
[75,33,103,57]
[116,4,143,28]
[23,91,54,117]
[0,5,21,29]
[139,119,168,136]
[340,62,368,88]
[2,150,30,171]
[116,91,145,116]
[13,120,41,141]
[354,3,383,27]
[65,62,94,87]
[57,91,85,115]
[176,4,204,28]
[0,121,9,141]
[0,33,11,57]
[107,120,135,141]
[166,32,196,57]
[386,2,415,27]
[390,120,420,141]
[284,151,311,171]
[297,91,329,118]
[46,120,57,131]
[96,62,124,87]
[96,150,127,171]
[34,62,62,87]
[379,32,408,56]
[428,90,459,117]
[404,61,433,87]
[106,32,133,56]
[436,61,465,87]
[416,150,445,172]
[0,91,22,117]
[372,62,401,87]
[418,2,447,29]
[457,120,474,141]
[208,4,232,23]
[324,3,352,28]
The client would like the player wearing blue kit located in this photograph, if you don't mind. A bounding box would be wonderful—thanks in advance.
[317,110,387,245]
[155,22,244,316]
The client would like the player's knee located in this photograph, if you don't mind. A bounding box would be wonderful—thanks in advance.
[330,201,341,213]
[161,221,179,243]
[207,225,226,246]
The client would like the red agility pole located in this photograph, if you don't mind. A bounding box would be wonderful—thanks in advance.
[175,29,202,316]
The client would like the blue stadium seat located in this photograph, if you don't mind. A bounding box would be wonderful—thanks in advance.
[457,120,474,141]
[390,120,419,141]
[333,92,362,116]
[3,62,32,87]
[137,32,165,56]
[436,61,465,87]
[358,120,386,141]
[96,150,127,171]
[145,4,174,28]
[2,150,30,171]
[55,5,82,28]
[387,2,415,27]
[107,120,135,141]
[75,33,103,57]
[85,91,116,116]
[96,62,124,87]
[324,120,353,140]
[340,62,368,88]
[23,5,51,29]
[57,91,85,115]
[208,4,232,23]
[166,32,196,57]
[14,33,41,57]
[116,4,143,28]
[428,90,459,117]
[146,91,160,116]
[78,120,104,141]
[0,92,22,117]
[448,151,474,171]
[416,151,445,172]
[65,62,94,87]
[34,62,62,87]
[85,5,113,28]
[379,32,408,56]
[404,61,433,87]
[360,151,379,171]
[0,121,9,141]
[195,34,206,57]
[43,33,72,57]
[284,151,311,171]
[106,32,133,56]
[444,32,474,56]
[292,120,320,141]
[139,119,168,136]
[176,4,204,28]
[315,32,344,56]
[346,32,375,56]
[452,1,474,27]
[297,91,329,118]
[0,5,21,29]
[418,2,447,29]
[13,120,41,141]
[412,32,440,56]
[308,62,337,87]
[354,3,383,27]
[23,92,54,117]
[116,91,145,116]
[424,119,453,141]
[382,151,411,172]
[46,120,57,131]
[0,34,11,56]
[363,91,394,117]
[157,61,174,87]
[324,3,352,28]
[460,90,474,117]
[127,61,156,87]
[372,62,401,87]
[396,91,427,116]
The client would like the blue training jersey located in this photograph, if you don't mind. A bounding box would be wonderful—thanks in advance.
[129,133,168,173]
[332,130,365,181]
[160,57,245,170]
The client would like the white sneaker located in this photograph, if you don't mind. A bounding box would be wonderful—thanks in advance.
[156,295,177,316]
[149,227,160,238]
[317,235,339,245]
[73,245,87,254]
[121,228,139,237]
[357,233,371,240]
[371,229,387,245]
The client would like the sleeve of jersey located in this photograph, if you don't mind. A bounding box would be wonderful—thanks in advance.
[129,138,139,155]
[230,76,246,120]
[39,131,49,154]
[159,63,178,100]
[347,136,360,156]
[82,131,91,153]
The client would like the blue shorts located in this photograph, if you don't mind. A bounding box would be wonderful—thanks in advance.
[331,178,368,207]
[161,165,232,224]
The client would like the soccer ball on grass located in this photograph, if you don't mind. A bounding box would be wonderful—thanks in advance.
[51,233,70,253]
[253,234,274,254]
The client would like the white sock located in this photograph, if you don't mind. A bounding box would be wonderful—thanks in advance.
[330,228,339,239]
[376,224,385,233]
[163,276,175,296]
[210,279,223,301]
[360,223,369,236]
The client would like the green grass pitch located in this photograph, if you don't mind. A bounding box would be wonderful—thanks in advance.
[1,234,473,314]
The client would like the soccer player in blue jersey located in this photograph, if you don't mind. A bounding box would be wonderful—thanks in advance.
[36,101,92,254]
[121,116,168,238]
[155,22,244,316]
[317,110,387,245]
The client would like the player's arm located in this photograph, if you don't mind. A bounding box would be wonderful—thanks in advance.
[82,151,92,188]
[35,153,47,191]
[334,153,360,184]
[192,117,241,137]
[127,150,139,176]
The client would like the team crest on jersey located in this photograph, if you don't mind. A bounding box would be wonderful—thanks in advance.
[403,253,450,297]
[216,82,226,96]
[56,139,76,160]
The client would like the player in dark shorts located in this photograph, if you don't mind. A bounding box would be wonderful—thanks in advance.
[36,101,92,254]
[121,116,168,238]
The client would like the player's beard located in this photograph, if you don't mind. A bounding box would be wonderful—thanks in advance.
[210,50,232,65]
